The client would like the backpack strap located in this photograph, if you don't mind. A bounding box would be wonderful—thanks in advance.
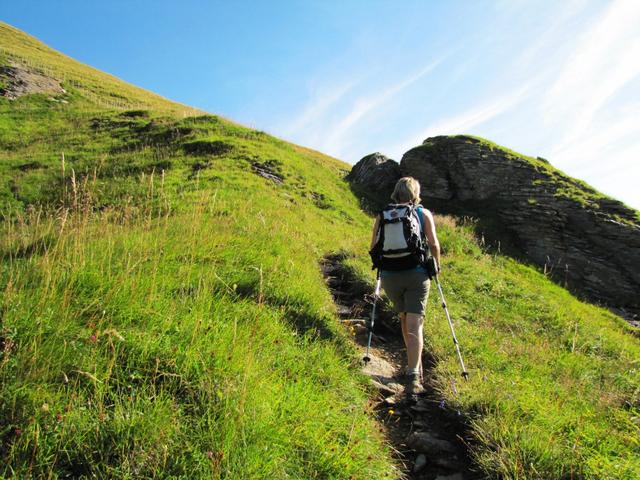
[415,205,425,235]
[375,210,385,246]
[416,205,432,252]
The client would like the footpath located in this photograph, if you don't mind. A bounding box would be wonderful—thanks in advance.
[321,253,485,480]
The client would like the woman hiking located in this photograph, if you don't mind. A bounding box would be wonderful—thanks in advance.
[369,177,441,396]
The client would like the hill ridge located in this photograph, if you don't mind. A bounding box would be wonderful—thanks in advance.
[0,21,200,115]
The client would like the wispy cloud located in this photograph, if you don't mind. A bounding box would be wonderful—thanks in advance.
[555,126,640,207]
[336,59,443,133]
[551,104,640,166]
[511,0,589,71]
[269,1,640,207]
[322,56,446,155]
[281,78,360,137]
[544,0,640,151]
[386,83,534,158]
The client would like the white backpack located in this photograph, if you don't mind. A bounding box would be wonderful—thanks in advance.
[370,204,428,270]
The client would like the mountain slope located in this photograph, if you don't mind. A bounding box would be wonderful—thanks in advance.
[0,22,397,479]
[0,22,195,114]
[1,22,639,480]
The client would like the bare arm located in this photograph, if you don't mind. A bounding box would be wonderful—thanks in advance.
[421,209,441,267]
[370,215,381,251]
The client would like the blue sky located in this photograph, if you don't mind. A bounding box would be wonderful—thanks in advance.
[3,0,639,208]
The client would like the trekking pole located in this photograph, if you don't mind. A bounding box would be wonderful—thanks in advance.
[427,258,469,380]
[362,270,381,364]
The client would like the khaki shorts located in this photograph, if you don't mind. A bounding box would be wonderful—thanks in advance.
[381,270,430,316]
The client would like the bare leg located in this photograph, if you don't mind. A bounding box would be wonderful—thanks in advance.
[405,313,424,374]
[400,312,422,377]
[399,312,409,353]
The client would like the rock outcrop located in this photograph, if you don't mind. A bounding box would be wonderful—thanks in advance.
[346,152,401,211]
[349,135,640,318]
[0,63,66,99]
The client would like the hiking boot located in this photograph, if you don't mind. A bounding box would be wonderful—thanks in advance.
[405,373,426,397]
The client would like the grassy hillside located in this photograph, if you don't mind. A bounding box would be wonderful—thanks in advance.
[0,22,397,479]
[0,22,197,115]
[1,22,639,479]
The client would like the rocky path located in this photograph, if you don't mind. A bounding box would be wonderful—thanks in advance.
[321,253,484,480]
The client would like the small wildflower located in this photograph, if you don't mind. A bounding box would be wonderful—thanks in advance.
[14,428,22,437]
[439,400,446,409]
[41,403,50,413]
[388,409,395,415]
[89,333,97,343]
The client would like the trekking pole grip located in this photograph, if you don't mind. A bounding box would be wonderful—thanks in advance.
[426,256,439,280]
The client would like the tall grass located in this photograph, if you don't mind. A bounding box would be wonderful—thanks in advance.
[1,173,397,478]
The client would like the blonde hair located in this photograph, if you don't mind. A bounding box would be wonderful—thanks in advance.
[391,177,421,204]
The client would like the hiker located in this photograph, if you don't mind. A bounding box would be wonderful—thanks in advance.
[369,177,441,395]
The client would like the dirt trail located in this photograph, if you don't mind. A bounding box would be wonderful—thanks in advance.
[321,253,484,480]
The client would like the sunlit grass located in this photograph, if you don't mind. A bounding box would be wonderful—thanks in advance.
[1,20,639,479]
[1,176,396,478]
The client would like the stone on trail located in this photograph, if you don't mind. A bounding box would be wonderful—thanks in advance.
[412,418,429,428]
[433,455,464,471]
[406,431,457,454]
[382,395,398,406]
[413,454,427,473]
[353,323,368,334]
[410,399,433,413]
[370,379,399,397]
[361,352,396,380]
[435,473,464,480]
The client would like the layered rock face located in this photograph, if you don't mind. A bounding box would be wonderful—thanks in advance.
[349,135,640,318]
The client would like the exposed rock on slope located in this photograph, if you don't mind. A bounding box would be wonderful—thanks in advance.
[346,152,400,211]
[349,135,640,318]
[0,63,65,99]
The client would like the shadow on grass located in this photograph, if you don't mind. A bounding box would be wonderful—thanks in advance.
[0,234,55,261]
[231,279,343,343]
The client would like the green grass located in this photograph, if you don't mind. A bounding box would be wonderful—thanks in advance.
[426,219,639,479]
[2,191,396,478]
[1,21,639,480]
[341,216,640,479]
